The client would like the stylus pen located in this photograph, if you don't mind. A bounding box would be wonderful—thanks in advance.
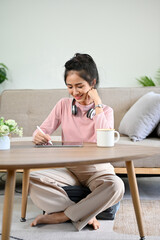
[37,126,53,145]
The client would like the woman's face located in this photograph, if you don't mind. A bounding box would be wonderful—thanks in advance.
[66,71,93,105]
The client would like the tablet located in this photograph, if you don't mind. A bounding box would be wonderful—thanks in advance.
[35,141,83,148]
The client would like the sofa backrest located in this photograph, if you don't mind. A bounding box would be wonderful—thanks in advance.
[98,87,160,132]
[1,87,160,136]
[0,89,69,136]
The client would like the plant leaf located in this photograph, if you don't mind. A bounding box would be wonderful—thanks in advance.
[0,63,8,70]
[136,76,156,86]
[0,64,8,83]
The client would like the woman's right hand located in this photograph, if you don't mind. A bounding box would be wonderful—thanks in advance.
[33,131,51,145]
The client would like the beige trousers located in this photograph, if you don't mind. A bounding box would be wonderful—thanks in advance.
[29,164,125,231]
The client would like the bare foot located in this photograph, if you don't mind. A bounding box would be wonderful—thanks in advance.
[88,217,100,230]
[31,212,69,227]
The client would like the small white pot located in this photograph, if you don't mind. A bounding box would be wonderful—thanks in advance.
[0,135,10,150]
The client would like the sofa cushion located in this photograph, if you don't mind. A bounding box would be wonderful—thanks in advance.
[119,92,160,141]
[112,136,160,168]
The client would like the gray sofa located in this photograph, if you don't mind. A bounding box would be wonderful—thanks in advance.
[1,87,160,174]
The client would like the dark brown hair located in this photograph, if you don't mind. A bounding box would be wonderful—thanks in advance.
[64,53,99,88]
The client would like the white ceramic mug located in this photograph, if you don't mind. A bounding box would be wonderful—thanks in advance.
[96,129,120,147]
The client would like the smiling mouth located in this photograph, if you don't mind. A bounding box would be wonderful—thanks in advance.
[74,95,83,100]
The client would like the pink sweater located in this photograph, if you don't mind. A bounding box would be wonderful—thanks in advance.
[35,98,114,143]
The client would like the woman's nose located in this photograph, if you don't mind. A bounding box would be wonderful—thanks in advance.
[72,87,79,95]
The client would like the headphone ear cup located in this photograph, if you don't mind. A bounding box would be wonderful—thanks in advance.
[72,104,78,115]
[72,103,78,115]
[86,108,95,119]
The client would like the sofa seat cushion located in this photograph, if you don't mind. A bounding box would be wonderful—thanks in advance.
[112,136,160,168]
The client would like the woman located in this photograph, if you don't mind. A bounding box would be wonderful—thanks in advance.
[30,53,124,231]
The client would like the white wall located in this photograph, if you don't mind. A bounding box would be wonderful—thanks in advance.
[0,0,160,93]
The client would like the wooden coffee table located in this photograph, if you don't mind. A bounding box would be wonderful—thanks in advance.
[1,140,160,240]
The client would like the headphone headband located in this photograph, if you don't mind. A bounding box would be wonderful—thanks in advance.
[72,98,95,119]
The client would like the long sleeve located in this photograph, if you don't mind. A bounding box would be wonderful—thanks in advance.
[93,106,114,130]
[33,99,63,137]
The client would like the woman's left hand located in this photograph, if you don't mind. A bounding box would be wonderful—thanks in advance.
[87,88,103,115]
[87,88,102,105]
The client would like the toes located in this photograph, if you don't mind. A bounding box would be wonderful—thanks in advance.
[88,220,93,225]
[93,224,99,230]
[88,217,100,230]
[93,219,100,230]
[30,221,36,227]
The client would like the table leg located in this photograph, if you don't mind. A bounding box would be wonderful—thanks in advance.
[2,170,16,240]
[125,161,145,240]
[21,169,30,222]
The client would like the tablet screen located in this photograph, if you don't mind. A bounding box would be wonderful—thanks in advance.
[35,141,83,148]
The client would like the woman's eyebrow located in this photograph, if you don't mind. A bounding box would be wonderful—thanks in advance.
[66,83,83,86]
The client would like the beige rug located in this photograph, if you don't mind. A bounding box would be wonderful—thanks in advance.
[113,199,160,236]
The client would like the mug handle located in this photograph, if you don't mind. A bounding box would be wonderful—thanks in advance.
[114,131,120,143]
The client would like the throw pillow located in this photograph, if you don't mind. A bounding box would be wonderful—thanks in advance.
[119,92,160,141]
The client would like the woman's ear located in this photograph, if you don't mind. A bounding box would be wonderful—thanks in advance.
[92,79,96,88]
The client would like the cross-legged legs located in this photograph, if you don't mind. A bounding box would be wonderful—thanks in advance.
[64,173,124,230]
[29,168,124,231]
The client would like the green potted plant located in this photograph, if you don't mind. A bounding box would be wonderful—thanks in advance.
[0,63,8,84]
[137,67,160,86]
